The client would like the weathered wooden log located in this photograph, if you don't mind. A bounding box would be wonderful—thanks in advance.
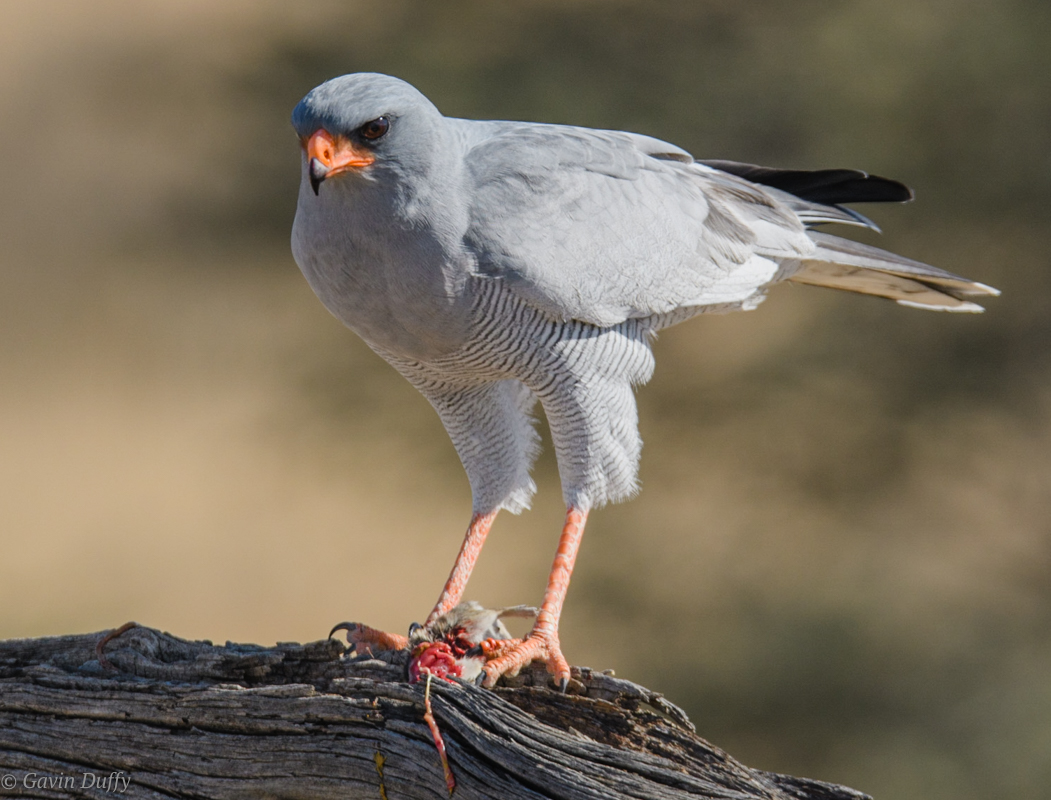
[0,625,869,800]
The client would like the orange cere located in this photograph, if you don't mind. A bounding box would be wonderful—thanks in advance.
[305,129,375,174]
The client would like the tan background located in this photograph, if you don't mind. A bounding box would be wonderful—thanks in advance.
[1,2,1048,798]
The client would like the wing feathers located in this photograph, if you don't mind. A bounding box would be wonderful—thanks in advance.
[700,160,914,205]
[463,123,997,324]
[700,159,916,234]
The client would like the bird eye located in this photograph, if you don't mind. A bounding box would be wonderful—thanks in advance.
[360,116,390,141]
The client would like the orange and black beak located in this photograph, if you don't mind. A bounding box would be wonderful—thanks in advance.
[304,129,375,195]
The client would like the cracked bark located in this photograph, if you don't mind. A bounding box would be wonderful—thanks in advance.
[0,625,869,800]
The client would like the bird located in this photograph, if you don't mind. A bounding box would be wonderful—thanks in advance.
[290,72,998,690]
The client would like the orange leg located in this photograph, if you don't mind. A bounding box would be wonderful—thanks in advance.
[330,511,498,654]
[480,506,588,690]
[425,510,498,627]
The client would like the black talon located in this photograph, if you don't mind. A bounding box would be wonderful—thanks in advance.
[475,670,488,687]
[328,621,358,640]
[558,676,569,694]
[408,621,423,638]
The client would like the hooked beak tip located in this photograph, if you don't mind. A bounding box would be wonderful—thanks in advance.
[309,157,329,195]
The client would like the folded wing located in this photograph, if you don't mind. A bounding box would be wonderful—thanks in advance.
[463,124,813,326]
[462,125,997,325]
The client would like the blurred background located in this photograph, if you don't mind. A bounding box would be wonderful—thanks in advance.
[1,1,1048,797]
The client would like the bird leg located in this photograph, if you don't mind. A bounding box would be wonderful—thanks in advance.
[330,511,499,656]
[425,510,498,627]
[480,506,588,690]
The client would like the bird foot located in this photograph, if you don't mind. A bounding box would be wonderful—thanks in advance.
[329,602,540,683]
[479,631,570,690]
[329,621,408,656]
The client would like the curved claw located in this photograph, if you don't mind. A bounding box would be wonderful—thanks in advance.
[328,621,359,640]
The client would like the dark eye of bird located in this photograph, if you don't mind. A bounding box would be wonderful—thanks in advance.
[360,116,390,141]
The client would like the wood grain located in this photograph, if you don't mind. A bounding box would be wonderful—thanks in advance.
[0,625,870,800]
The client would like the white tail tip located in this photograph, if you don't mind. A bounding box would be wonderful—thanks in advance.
[896,299,985,313]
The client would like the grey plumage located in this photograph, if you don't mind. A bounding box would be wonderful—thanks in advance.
[290,72,998,520]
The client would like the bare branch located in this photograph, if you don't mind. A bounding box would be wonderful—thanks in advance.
[0,626,869,800]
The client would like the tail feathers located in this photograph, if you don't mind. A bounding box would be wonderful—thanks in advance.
[788,232,1000,312]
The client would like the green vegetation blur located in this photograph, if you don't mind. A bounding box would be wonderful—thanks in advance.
[0,3,1047,799]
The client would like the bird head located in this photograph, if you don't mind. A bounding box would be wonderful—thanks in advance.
[292,72,444,195]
